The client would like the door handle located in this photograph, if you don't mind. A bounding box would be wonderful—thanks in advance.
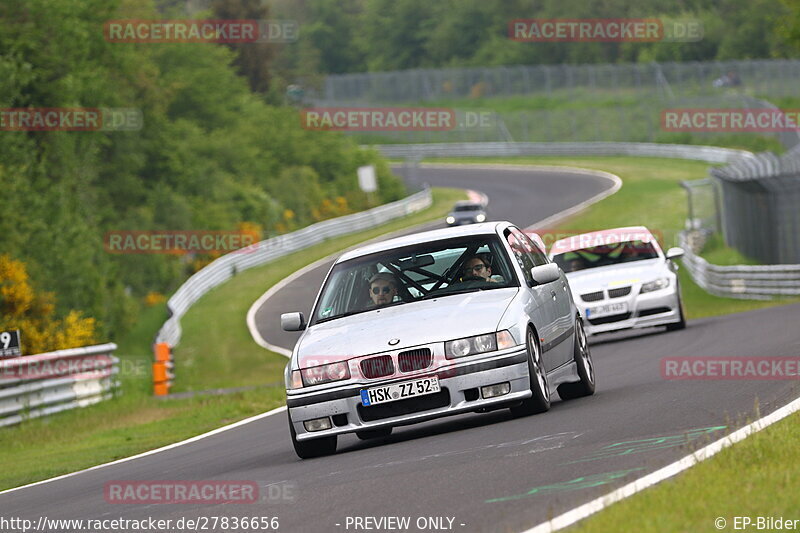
[551,290,557,300]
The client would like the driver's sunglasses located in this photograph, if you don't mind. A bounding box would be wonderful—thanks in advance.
[463,263,487,274]
[371,285,394,295]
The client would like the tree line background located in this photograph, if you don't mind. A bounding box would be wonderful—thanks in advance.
[267,0,800,82]
[0,0,405,352]
[1,0,799,352]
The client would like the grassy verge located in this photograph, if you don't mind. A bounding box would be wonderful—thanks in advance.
[572,408,800,533]
[353,90,786,153]
[425,156,800,318]
[699,232,762,266]
[0,187,465,491]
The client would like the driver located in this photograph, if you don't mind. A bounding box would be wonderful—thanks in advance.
[461,254,498,282]
[368,272,399,307]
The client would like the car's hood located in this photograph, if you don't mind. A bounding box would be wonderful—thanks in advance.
[565,259,666,293]
[294,288,517,368]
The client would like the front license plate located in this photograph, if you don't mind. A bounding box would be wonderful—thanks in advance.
[586,302,628,318]
[360,377,440,407]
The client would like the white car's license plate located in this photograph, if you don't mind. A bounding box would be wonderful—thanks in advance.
[360,377,440,407]
[586,302,628,318]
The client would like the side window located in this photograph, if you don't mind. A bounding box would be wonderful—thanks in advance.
[513,229,549,267]
[506,231,535,285]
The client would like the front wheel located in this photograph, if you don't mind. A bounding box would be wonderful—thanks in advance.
[288,411,337,459]
[558,317,596,400]
[510,328,550,417]
[666,296,687,331]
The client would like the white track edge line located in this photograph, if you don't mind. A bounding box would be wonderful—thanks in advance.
[0,406,287,497]
[522,395,800,533]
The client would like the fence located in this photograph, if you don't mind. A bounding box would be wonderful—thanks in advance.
[317,59,800,104]
[708,147,800,264]
[0,343,119,427]
[156,188,432,347]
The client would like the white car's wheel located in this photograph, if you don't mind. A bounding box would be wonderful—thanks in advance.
[288,411,337,459]
[666,295,687,331]
[558,318,596,400]
[510,327,550,416]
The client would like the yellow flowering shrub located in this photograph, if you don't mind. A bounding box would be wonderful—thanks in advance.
[0,254,97,355]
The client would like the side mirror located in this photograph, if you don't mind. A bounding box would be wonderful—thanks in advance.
[530,263,561,285]
[281,312,306,331]
[666,247,685,260]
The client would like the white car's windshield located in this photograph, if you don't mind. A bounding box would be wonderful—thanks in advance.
[552,240,660,273]
[311,235,518,325]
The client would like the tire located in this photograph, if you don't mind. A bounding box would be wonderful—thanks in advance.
[558,318,596,400]
[510,327,550,417]
[356,427,393,440]
[288,411,337,459]
[666,296,687,331]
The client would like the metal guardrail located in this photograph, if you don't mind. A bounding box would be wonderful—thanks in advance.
[156,188,433,347]
[0,343,119,427]
[375,142,755,163]
[678,232,800,299]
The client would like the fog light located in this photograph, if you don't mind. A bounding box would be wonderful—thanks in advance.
[481,382,511,399]
[303,417,332,432]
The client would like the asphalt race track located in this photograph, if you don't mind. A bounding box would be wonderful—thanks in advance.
[2,165,799,533]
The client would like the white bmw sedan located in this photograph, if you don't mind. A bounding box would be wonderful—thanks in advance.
[281,221,595,458]
[548,226,686,337]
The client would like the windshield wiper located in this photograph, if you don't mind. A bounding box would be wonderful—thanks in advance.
[420,287,486,300]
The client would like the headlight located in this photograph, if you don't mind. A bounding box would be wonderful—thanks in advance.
[641,277,669,293]
[299,361,350,386]
[476,214,486,222]
[446,216,455,224]
[445,332,498,359]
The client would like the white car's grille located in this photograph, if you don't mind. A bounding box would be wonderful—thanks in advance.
[581,291,605,302]
[608,286,632,298]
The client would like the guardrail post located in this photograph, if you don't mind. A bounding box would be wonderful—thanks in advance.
[153,342,173,396]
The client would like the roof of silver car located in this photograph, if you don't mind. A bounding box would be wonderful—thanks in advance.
[337,221,513,262]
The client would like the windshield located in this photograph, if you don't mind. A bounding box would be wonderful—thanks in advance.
[552,240,660,273]
[311,235,517,325]
[454,204,482,212]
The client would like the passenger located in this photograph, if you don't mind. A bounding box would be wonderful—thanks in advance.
[368,272,399,307]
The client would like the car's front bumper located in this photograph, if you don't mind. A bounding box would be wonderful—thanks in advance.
[287,348,530,441]
[581,287,681,336]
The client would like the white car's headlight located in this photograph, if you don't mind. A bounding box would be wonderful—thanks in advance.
[446,216,456,224]
[445,332,505,359]
[641,277,669,293]
[476,214,486,222]
[299,361,350,386]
